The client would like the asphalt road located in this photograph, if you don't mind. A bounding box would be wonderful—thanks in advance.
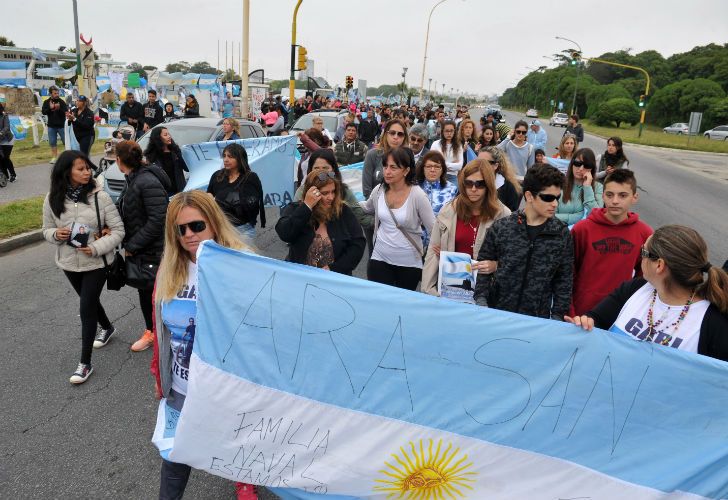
[1,111,726,499]
[480,109,728,263]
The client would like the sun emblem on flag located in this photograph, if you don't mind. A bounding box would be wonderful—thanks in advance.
[373,439,476,498]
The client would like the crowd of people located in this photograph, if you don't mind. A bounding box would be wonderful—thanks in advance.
[39,97,728,500]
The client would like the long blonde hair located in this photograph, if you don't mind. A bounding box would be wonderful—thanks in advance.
[223,117,241,137]
[557,134,577,160]
[457,118,477,147]
[480,146,522,195]
[377,119,408,155]
[455,159,502,224]
[156,191,250,301]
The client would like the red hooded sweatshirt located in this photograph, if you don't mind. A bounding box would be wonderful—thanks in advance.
[571,208,653,315]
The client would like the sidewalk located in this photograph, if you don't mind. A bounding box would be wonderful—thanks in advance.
[0,154,103,205]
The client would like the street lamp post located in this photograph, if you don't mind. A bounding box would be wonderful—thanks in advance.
[418,0,450,103]
[556,36,582,115]
[428,78,432,98]
[442,83,445,97]
[241,0,250,118]
[401,67,408,104]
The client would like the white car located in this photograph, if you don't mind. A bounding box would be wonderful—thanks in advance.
[549,113,569,127]
[703,125,728,140]
[663,123,689,135]
[526,109,538,118]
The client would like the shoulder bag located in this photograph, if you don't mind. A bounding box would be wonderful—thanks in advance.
[383,191,425,260]
[94,192,126,290]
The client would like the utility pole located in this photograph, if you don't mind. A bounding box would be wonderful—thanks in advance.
[241,0,250,118]
[72,0,81,76]
[289,0,303,125]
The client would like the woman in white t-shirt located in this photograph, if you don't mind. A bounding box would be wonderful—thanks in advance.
[149,190,257,499]
[430,120,463,182]
[360,147,436,290]
[567,225,728,361]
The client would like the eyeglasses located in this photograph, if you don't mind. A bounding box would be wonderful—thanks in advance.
[464,180,487,189]
[640,246,659,260]
[536,192,561,203]
[424,163,442,170]
[316,171,336,182]
[409,136,424,143]
[514,130,527,135]
[177,220,207,237]
[572,160,587,168]
[388,130,406,138]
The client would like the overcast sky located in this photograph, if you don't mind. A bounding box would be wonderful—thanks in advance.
[5,0,728,95]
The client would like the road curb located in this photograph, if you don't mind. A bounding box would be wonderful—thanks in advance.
[585,131,728,157]
[0,229,44,255]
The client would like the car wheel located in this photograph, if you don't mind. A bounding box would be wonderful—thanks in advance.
[677,132,682,135]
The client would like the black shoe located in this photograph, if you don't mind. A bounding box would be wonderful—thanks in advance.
[8,174,16,182]
[69,363,93,384]
[0,173,6,188]
[93,326,116,348]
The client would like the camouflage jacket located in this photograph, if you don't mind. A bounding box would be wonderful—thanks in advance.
[474,211,573,319]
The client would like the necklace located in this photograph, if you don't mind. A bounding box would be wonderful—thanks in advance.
[467,216,479,249]
[645,288,695,343]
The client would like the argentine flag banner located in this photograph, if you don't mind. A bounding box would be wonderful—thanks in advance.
[169,242,728,499]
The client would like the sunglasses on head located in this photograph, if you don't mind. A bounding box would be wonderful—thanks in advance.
[316,171,336,182]
[640,246,659,260]
[177,220,207,237]
[464,179,487,189]
[387,130,405,137]
[536,192,560,203]
[515,129,528,135]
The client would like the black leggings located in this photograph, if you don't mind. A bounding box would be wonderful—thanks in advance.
[367,259,422,291]
[159,459,191,500]
[0,145,15,178]
[77,135,94,156]
[138,288,154,331]
[64,268,111,364]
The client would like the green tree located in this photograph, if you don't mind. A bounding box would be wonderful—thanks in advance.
[126,62,147,79]
[585,83,630,118]
[593,98,640,128]
[165,61,191,73]
[189,61,219,74]
[0,36,15,47]
[703,97,728,130]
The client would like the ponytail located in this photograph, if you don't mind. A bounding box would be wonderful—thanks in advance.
[700,265,728,315]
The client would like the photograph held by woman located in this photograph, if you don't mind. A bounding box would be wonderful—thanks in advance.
[276,171,365,275]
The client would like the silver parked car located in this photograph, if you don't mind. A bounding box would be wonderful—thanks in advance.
[663,123,689,135]
[549,113,569,127]
[100,117,265,203]
[703,125,728,140]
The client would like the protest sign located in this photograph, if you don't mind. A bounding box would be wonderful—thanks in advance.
[182,135,297,208]
[438,251,477,303]
[167,242,728,499]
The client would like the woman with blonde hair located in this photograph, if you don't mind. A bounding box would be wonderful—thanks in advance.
[457,118,478,154]
[216,117,241,141]
[567,225,728,362]
[276,170,365,275]
[553,133,577,164]
[149,190,258,499]
[422,159,511,295]
[478,146,522,212]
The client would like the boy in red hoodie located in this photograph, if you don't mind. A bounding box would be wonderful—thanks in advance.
[571,169,653,315]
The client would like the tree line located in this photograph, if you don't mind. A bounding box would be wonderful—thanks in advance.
[499,43,728,130]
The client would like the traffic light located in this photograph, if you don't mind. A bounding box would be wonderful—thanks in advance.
[570,50,581,66]
[345,75,353,89]
[297,46,307,71]
[638,94,649,108]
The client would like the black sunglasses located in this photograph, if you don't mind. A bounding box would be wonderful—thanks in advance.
[514,130,528,135]
[177,220,207,236]
[464,179,487,189]
[640,246,659,260]
[573,160,588,168]
[537,192,561,203]
[387,130,406,137]
[316,171,336,182]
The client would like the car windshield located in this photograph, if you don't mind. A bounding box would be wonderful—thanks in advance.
[138,126,216,150]
[557,114,568,119]
[292,114,338,132]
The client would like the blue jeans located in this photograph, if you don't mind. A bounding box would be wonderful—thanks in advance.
[47,126,65,148]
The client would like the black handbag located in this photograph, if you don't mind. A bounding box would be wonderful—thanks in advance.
[95,192,126,290]
[125,253,160,290]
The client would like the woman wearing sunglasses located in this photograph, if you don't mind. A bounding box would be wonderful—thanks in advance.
[497,119,535,179]
[149,191,258,499]
[116,140,171,353]
[207,143,265,241]
[276,170,365,275]
[477,147,522,212]
[556,148,604,225]
[430,120,463,182]
[422,159,511,296]
[360,147,436,291]
[566,225,728,361]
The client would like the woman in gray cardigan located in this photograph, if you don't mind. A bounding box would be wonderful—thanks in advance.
[360,147,435,290]
[42,151,125,384]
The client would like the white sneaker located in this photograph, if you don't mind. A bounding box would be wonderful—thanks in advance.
[69,363,93,384]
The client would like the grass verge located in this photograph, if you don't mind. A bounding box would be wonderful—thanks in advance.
[11,125,106,168]
[0,196,45,239]
[580,120,728,154]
